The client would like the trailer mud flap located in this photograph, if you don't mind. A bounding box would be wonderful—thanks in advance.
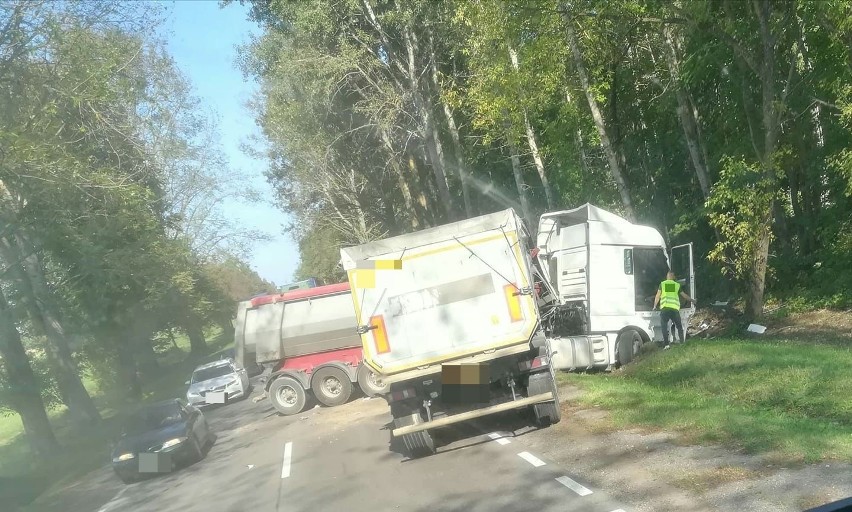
[390,391,555,437]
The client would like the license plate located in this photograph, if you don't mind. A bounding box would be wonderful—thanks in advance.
[138,452,172,473]
[207,391,226,404]
[442,363,490,405]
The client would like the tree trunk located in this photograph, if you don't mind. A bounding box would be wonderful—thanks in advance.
[427,34,473,218]
[561,10,636,221]
[503,117,532,229]
[113,335,142,402]
[168,328,179,350]
[507,45,555,210]
[0,288,60,458]
[747,211,773,320]
[128,305,159,375]
[135,335,159,375]
[663,25,712,200]
[409,153,439,226]
[380,128,420,229]
[743,0,796,319]
[403,22,454,220]
[0,234,101,424]
[184,316,207,354]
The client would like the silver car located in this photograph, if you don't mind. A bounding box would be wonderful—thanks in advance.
[185,359,250,407]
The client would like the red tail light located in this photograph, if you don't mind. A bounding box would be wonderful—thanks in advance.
[387,388,417,403]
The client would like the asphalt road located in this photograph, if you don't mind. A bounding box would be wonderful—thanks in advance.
[27,379,633,512]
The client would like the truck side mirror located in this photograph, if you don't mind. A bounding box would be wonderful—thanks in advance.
[184,380,190,386]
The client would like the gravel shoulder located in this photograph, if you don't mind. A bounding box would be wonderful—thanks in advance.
[516,383,852,512]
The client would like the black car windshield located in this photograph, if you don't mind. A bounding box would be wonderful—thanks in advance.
[122,403,183,436]
[191,364,233,383]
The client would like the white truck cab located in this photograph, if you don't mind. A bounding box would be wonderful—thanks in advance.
[534,204,695,369]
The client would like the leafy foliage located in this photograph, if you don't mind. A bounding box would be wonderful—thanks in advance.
[239,0,852,318]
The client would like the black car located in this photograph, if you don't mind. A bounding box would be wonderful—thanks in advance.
[110,399,212,484]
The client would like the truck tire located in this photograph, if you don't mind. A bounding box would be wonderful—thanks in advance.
[393,412,435,459]
[357,364,389,397]
[617,329,642,366]
[268,376,306,415]
[311,367,353,407]
[527,371,561,427]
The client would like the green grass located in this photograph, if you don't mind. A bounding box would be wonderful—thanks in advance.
[560,336,852,463]
[0,327,233,510]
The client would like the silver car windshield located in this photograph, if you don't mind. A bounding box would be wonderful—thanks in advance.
[191,364,233,383]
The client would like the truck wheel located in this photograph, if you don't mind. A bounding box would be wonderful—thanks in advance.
[393,412,435,459]
[617,329,642,366]
[357,364,388,397]
[268,376,306,415]
[311,367,353,407]
[527,371,561,427]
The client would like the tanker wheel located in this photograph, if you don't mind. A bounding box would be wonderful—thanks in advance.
[268,376,306,416]
[357,364,389,397]
[311,367,353,407]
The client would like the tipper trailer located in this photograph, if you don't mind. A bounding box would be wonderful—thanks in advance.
[340,208,560,457]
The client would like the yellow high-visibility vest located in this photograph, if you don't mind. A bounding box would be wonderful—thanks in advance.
[660,280,681,310]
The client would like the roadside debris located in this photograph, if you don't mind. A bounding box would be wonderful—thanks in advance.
[746,324,767,334]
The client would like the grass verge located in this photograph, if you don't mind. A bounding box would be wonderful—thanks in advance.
[0,328,232,510]
[559,336,852,463]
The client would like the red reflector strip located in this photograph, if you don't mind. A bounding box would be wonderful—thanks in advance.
[388,388,416,403]
[518,357,548,372]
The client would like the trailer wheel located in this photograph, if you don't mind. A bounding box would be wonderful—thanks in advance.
[393,412,435,459]
[357,364,389,397]
[268,376,306,416]
[528,371,561,427]
[617,329,642,366]
[311,367,353,407]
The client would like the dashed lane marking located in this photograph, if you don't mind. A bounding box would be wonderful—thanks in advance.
[555,475,593,496]
[281,442,293,479]
[517,451,546,467]
[488,432,511,445]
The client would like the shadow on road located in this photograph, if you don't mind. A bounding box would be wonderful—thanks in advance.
[383,407,546,460]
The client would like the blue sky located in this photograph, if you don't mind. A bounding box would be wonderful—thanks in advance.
[159,0,299,286]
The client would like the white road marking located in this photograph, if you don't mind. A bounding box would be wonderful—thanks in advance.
[517,451,546,467]
[281,442,293,479]
[610,509,627,512]
[556,475,593,496]
[488,432,511,445]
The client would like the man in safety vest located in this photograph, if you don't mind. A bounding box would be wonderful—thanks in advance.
[652,271,696,349]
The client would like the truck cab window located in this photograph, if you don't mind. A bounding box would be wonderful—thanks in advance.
[632,247,668,311]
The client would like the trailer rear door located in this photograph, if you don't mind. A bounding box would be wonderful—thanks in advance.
[341,209,539,376]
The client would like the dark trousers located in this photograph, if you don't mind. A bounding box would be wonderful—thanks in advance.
[660,308,684,345]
